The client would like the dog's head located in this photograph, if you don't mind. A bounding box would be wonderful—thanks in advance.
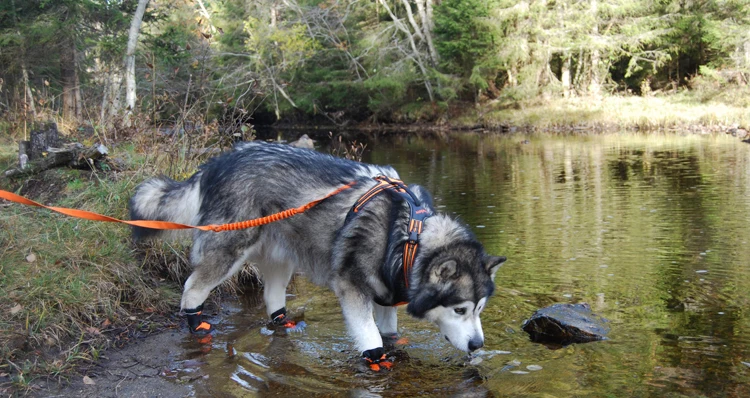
[407,217,506,352]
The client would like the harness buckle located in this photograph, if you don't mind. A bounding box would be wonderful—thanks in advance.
[408,231,419,243]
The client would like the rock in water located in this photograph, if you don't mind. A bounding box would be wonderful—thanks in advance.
[289,134,315,149]
[522,303,609,345]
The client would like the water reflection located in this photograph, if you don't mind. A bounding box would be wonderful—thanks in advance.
[181,133,750,397]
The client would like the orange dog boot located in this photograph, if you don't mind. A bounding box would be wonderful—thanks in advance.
[185,305,214,336]
[363,347,393,371]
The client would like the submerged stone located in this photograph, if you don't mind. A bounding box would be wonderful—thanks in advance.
[522,303,609,345]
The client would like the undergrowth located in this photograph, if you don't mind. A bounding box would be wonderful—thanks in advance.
[0,120,258,394]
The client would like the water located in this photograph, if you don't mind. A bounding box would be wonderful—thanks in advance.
[176,132,750,397]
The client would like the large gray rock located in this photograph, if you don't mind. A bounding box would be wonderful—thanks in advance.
[288,134,315,149]
[522,303,609,345]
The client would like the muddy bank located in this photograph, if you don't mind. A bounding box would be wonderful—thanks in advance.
[34,328,197,398]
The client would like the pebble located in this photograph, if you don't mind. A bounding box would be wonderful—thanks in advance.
[477,349,512,356]
[526,365,543,371]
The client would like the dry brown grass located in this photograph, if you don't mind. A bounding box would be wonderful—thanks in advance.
[473,94,750,131]
[0,117,259,393]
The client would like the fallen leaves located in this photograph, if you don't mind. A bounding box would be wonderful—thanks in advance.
[10,304,22,315]
[85,327,102,335]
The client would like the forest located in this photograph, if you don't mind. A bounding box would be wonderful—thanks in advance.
[1,0,749,130]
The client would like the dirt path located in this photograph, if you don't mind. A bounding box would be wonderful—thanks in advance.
[35,329,205,398]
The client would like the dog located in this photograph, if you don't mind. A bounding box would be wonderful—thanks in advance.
[129,141,506,368]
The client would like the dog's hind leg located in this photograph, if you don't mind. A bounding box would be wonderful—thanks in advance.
[373,303,398,336]
[181,233,253,335]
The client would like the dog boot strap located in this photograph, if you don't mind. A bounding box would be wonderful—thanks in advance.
[185,304,213,335]
[271,307,297,328]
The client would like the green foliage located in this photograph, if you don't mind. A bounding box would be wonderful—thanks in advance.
[364,73,410,117]
[2,0,750,124]
[435,0,495,96]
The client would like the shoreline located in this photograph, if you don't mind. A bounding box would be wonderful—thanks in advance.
[258,95,749,138]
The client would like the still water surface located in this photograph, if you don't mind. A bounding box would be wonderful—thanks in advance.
[179,132,750,397]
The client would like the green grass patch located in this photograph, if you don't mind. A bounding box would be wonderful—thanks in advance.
[0,134,261,393]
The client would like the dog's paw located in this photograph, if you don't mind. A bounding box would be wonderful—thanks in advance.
[284,320,307,333]
[188,321,214,336]
[362,347,393,372]
[382,333,408,347]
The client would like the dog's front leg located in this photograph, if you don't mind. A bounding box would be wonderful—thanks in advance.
[334,281,392,371]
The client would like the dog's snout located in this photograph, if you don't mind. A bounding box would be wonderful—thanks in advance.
[468,338,484,352]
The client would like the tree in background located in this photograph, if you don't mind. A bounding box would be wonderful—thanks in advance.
[435,0,495,101]
[2,0,750,128]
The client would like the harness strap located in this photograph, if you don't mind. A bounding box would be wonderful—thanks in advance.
[350,176,432,291]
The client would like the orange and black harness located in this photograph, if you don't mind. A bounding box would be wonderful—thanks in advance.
[348,175,433,304]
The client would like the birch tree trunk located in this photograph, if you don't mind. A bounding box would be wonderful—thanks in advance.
[561,54,572,97]
[588,0,601,96]
[21,63,36,118]
[377,0,434,101]
[415,0,439,65]
[124,0,150,113]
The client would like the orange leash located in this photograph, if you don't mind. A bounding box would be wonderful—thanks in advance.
[0,182,355,232]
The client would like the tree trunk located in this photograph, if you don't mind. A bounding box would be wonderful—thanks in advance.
[416,0,439,65]
[196,0,216,33]
[124,0,150,113]
[561,54,572,97]
[21,62,36,118]
[377,0,434,101]
[588,0,601,96]
[507,67,517,87]
[60,36,79,121]
[271,2,278,28]
[401,0,424,41]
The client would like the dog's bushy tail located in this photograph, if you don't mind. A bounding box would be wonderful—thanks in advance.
[128,173,202,241]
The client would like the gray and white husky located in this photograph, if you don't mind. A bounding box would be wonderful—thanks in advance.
[129,142,506,366]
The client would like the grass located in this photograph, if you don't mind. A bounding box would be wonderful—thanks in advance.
[466,90,750,131]
[0,128,256,394]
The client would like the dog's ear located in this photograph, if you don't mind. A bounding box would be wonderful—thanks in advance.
[406,291,433,318]
[430,260,457,283]
[485,256,506,280]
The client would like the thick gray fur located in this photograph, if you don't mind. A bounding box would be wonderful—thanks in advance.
[129,142,506,356]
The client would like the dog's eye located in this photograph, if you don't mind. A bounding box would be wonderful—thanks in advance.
[454,308,466,315]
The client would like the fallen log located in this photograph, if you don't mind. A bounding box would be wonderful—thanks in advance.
[3,143,109,179]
